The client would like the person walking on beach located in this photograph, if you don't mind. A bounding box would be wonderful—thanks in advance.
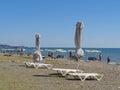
[107,56,110,64]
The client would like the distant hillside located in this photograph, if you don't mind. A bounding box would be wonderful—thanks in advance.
[0,44,26,48]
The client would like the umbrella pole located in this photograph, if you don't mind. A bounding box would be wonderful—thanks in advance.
[77,58,80,70]
[76,56,83,70]
[77,60,79,70]
[76,56,80,70]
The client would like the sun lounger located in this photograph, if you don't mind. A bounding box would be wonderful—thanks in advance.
[25,62,53,69]
[52,68,83,76]
[67,73,104,81]
[25,62,37,68]
[35,63,53,69]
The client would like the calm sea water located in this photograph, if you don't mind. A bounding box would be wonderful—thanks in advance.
[0,46,120,63]
[41,47,120,63]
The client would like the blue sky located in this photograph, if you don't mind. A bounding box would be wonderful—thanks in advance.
[0,0,120,48]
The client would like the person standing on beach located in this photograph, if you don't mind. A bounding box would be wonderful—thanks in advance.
[107,56,110,64]
[69,51,72,59]
[98,53,102,61]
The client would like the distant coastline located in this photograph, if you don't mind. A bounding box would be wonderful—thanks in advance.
[0,44,26,48]
[0,44,120,49]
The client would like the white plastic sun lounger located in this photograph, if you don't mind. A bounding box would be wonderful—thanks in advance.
[52,68,83,76]
[25,62,53,69]
[25,62,36,68]
[35,63,53,69]
[67,73,104,81]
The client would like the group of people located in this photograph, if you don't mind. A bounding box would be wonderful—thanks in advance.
[48,51,111,64]
[98,53,110,64]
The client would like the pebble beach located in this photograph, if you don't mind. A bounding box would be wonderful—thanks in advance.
[0,56,120,90]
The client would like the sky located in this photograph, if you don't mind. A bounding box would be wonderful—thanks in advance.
[0,0,120,48]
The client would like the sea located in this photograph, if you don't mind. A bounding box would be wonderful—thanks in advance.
[0,46,120,63]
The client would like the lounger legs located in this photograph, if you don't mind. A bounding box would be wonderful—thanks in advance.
[35,64,53,69]
[93,75,104,81]
[67,74,104,81]
[57,71,68,76]
[79,75,103,81]
[25,62,53,69]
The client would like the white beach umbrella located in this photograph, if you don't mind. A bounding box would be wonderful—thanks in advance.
[85,50,101,53]
[68,50,75,52]
[75,22,84,69]
[33,34,43,62]
[1,49,15,52]
[56,49,67,58]
[17,48,26,52]
[56,49,67,53]
[44,49,56,52]
[85,49,102,60]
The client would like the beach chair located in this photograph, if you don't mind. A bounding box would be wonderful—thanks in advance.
[35,63,53,69]
[25,62,53,69]
[67,72,104,81]
[52,68,83,76]
[25,62,36,68]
